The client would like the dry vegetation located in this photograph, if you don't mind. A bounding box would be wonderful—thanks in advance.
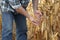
[0,0,60,40]
[27,0,60,40]
[0,13,2,31]
[0,10,2,31]
[0,12,2,40]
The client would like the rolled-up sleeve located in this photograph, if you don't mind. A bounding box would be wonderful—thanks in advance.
[9,0,21,9]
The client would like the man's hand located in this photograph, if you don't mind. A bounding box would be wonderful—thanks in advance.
[28,16,40,26]
[34,10,43,25]
[34,10,42,20]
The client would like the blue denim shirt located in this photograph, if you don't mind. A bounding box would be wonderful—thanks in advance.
[0,0,29,12]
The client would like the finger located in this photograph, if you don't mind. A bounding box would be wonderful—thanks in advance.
[32,22,38,26]
[35,14,41,20]
[36,10,42,16]
[32,20,40,26]
[38,11,43,17]
[35,13,42,19]
[32,22,39,26]
[32,20,37,24]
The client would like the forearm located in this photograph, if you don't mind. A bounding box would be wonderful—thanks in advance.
[15,6,30,18]
[8,0,30,18]
[32,0,38,11]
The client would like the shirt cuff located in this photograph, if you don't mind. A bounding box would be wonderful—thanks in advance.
[11,3,21,9]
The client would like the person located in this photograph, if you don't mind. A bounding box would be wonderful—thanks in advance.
[1,0,42,40]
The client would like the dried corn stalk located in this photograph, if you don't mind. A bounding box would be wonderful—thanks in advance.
[0,14,2,31]
[27,0,60,40]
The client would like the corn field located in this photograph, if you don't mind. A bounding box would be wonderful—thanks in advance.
[27,0,60,40]
[0,0,60,40]
[0,11,2,40]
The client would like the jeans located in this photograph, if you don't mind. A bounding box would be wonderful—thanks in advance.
[2,11,27,40]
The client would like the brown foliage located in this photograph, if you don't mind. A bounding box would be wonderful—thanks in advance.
[27,0,60,40]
